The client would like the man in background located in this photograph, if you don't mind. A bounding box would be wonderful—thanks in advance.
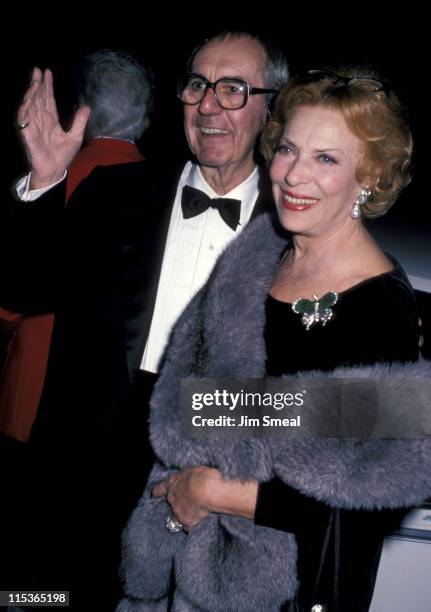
[0,49,156,610]
[0,49,153,443]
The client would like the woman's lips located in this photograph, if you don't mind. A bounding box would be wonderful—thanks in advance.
[281,191,318,211]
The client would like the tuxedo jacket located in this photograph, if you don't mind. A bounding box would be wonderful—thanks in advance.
[0,161,271,607]
[0,160,274,475]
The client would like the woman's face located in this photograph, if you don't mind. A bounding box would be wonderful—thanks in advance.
[270,105,365,237]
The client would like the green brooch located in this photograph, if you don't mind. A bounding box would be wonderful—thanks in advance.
[292,292,339,331]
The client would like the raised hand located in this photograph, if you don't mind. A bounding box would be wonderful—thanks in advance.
[17,67,91,189]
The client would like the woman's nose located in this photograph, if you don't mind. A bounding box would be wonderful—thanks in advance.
[284,156,311,185]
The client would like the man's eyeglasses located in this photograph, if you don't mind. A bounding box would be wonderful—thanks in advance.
[295,69,390,94]
[178,73,277,110]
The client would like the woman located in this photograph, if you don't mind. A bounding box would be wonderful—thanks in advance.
[118,68,431,612]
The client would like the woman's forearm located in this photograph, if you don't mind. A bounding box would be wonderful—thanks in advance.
[152,466,259,529]
[205,469,259,520]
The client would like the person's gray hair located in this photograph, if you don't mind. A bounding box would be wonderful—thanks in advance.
[77,49,154,142]
[186,31,289,106]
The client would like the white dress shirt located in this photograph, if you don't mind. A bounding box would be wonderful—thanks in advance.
[140,162,260,373]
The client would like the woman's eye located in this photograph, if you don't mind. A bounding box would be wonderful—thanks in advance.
[318,153,336,164]
[276,144,292,155]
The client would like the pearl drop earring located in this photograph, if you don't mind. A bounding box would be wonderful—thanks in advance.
[351,186,371,219]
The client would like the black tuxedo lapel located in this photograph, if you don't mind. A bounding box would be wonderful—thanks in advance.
[121,162,185,381]
[251,165,274,220]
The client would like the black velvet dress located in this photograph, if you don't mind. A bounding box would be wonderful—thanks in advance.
[255,260,419,612]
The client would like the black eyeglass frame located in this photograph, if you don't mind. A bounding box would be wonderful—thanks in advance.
[177,73,278,110]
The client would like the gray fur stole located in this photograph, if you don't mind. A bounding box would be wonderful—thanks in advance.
[118,214,431,612]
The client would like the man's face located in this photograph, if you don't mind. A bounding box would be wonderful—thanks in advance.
[183,37,268,186]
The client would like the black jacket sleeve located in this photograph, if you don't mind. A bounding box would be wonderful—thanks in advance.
[0,179,67,314]
[256,477,410,535]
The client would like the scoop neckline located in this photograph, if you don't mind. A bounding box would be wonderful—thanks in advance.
[268,262,398,306]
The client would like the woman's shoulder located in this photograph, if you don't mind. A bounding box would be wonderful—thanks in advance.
[339,255,419,360]
[373,258,416,317]
[342,255,416,307]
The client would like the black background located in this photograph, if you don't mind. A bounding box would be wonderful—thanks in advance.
[5,13,427,230]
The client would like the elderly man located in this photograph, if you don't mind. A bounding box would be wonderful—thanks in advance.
[139,32,288,379]
[1,32,288,609]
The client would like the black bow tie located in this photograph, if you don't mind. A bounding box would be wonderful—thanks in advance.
[181,185,241,231]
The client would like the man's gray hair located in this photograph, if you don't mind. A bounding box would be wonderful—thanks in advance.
[186,31,289,106]
[77,50,154,142]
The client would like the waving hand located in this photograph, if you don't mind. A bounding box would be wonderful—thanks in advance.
[17,67,91,189]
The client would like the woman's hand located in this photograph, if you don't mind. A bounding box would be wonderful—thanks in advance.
[152,466,259,531]
[152,466,214,531]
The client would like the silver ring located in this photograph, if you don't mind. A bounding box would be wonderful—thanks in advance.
[166,514,183,533]
[18,121,30,130]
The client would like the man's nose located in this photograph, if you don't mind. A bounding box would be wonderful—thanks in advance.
[198,86,223,114]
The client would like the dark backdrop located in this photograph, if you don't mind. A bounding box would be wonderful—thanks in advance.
[4,16,429,356]
[4,16,427,229]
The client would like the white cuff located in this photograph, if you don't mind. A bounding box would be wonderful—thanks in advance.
[16,171,67,202]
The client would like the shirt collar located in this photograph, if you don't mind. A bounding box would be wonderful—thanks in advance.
[190,164,258,198]
[186,163,259,228]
